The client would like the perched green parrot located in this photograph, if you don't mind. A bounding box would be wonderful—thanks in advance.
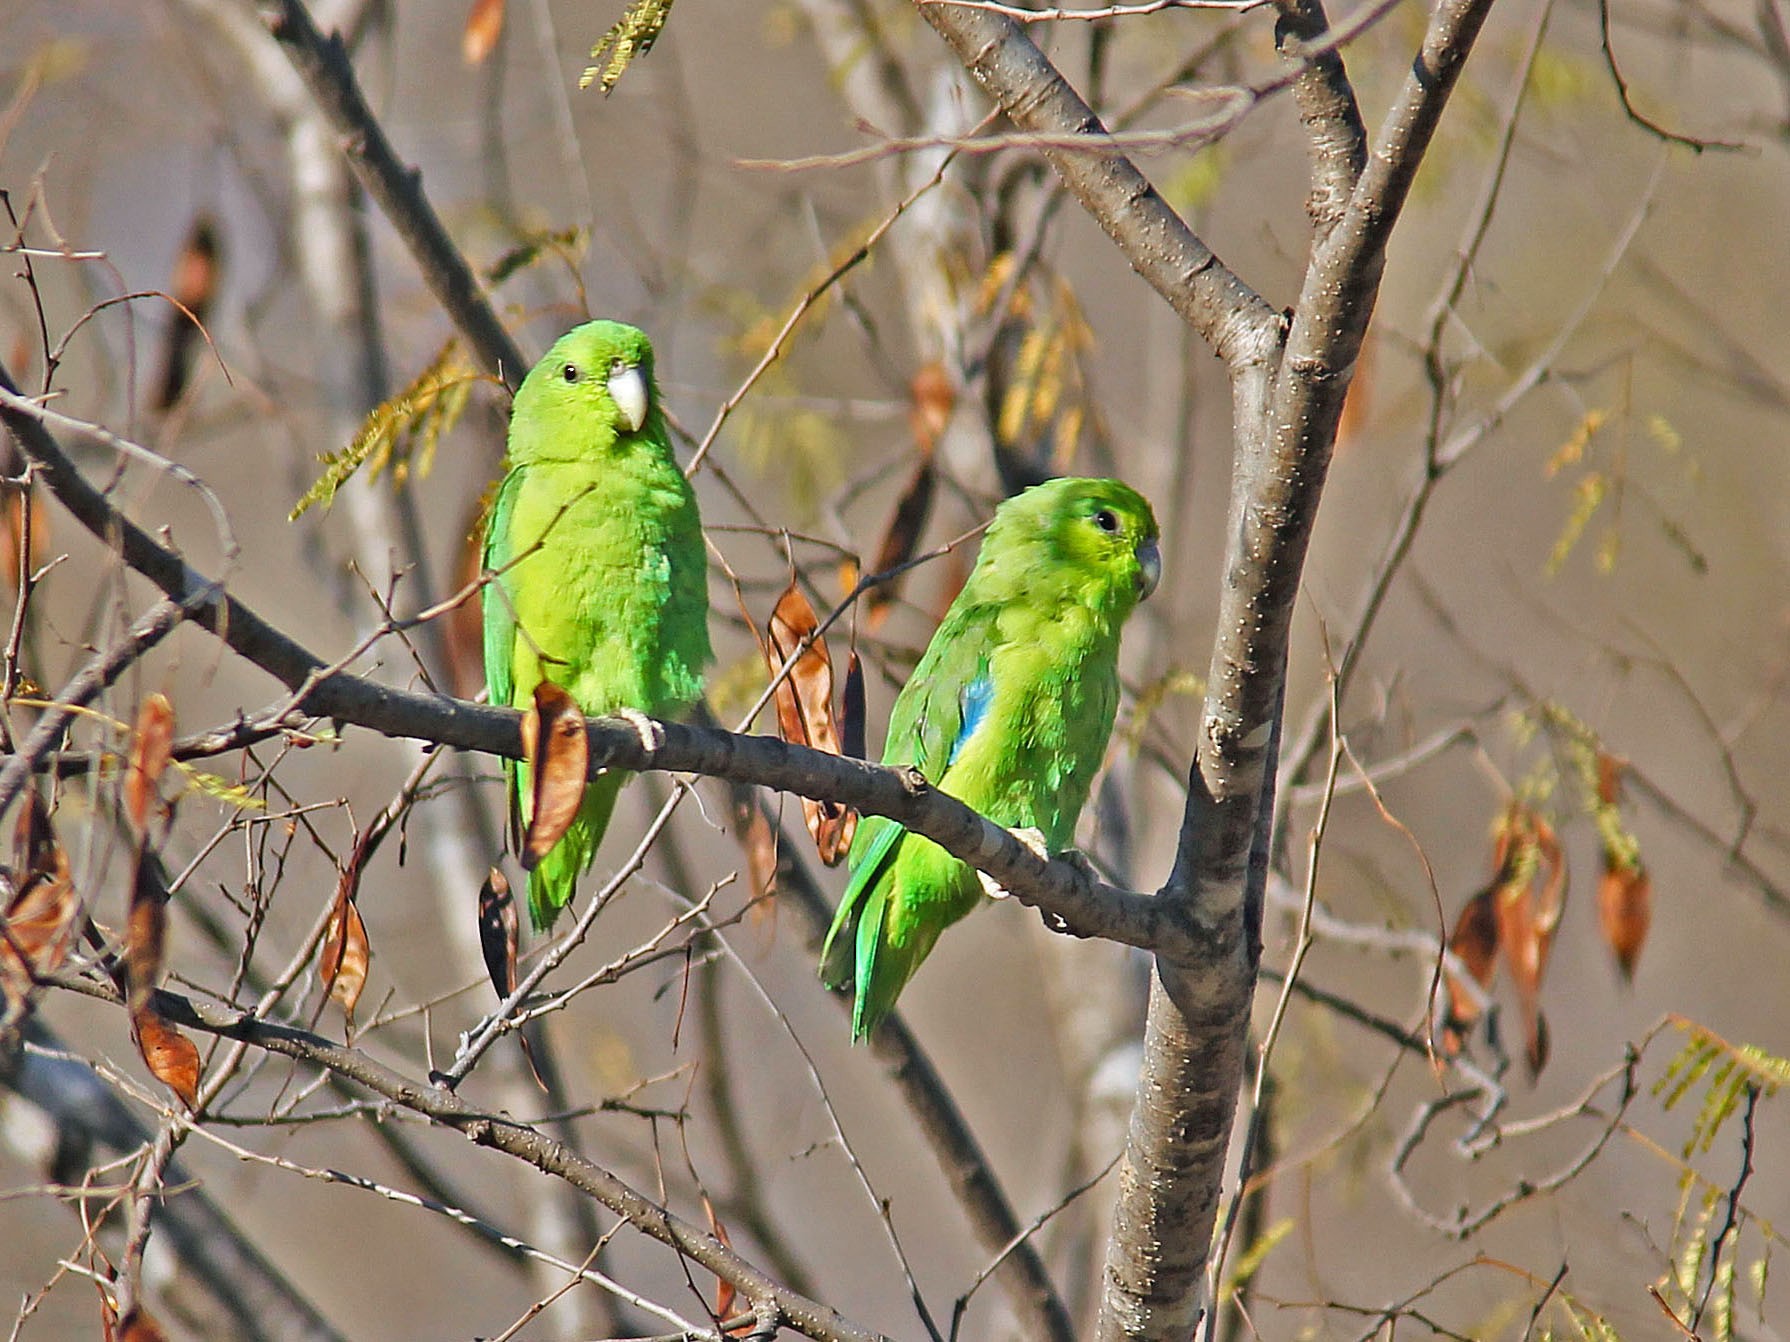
[483,320,710,931]
[821,476,1161,1039]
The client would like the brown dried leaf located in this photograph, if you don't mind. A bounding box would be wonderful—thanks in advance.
[0,867,78,1016]
[13,787,61,879]
[742,801,778,904]
[521,681,589,869]
[1440,884,1497,1054]
[0,485,47,593]
[101,1292,170,1342]
[1,793,78,1016]
[152,217,219,411]
[124,692,175,829]
[462,0,506,64]
[477,867,517,1001]
[321,830,374,1027]
[764,583,856,864]
[864,457,936,631]
[1598,860,1651,981]
[701,1195,753,1336]
[1492,804,1566,1080]
[118,1308,170,1342]
[1595,750,1624,807]
[842,650,865,762]
[908,360,954,453]
[130,1003,200,1110]
[124,859,167,1013]
[1334,328,1372,455]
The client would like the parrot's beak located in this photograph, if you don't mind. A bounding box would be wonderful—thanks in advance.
[607,364,649,433]
[1135,537,1161,601]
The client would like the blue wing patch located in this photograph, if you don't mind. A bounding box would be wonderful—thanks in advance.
[947,668,994,767]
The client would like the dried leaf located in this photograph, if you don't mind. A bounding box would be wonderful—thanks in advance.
[0,793,78,1017]
[13,787,61,879]
[321,831,375,1027]
[864,455,937,630]
[124,859,167,1013]
[130,1003,200,1109]
[124,692,175,829]
[0,481,47,592]
[742,799,778,903]
[101,1290,171,1342]
[118,1308,170,1342]
[841,650,866,762]
[0,867,78,1017]
[152,217,219,411]
[1598,860,1651,981]
[1492,804,1567,1079]
[1441,884,1497,1054]
[1334,329,1372,455]
[520,682,589,869]
[478,867,517,1000]
[909,360,954,453]
[462,0,505,64]
[702,1196,753,1336]
[764,582,856,865]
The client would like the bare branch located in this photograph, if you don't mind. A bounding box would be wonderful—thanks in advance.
[251,0,528,384]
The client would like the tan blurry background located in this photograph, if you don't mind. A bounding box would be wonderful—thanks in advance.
[1,0,1788,1337]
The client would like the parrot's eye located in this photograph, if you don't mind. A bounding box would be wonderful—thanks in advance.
[562,363,581,383]
[1094,509,1119,533]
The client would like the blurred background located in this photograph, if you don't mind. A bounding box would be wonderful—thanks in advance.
[1,0,1787,1337]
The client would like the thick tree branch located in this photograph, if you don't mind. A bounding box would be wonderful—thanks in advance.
[913,2,1283,371]
[251,0,528,385]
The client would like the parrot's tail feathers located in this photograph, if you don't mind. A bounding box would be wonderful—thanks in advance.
[819,905,858,993]
[849,883,942,1042]
[821,819,903,992]
[524,771,624,932]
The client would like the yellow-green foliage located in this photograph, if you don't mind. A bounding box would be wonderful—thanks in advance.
[1652,1018,1784,1339]
[486,226,588,287]
[290,341,479,520]
[581,0,676,93]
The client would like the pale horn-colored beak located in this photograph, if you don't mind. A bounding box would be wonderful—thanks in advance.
[607,364,649,433]
[1136,536,1162,600]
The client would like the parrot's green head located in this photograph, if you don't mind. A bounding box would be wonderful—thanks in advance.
[507,320,661,464]
[984,476,1161,615]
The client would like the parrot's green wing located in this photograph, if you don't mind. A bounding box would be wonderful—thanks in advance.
[481,467,524,849]
[820,606,995,1032]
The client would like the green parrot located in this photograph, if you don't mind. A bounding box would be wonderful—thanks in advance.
[483,320,710,931]
[821,476,1161,1039]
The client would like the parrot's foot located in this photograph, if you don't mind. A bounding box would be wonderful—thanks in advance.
[977,825,1048,901]
[614,707,665,752]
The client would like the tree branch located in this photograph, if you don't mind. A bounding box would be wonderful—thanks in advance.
[0,380,1185,961]
[53,977,887,1342]
[913,2,1283,371]
[251,0,528,385]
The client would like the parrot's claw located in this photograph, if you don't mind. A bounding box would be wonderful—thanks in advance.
[977,826,1049,900]
[1055,847,1098,880]
[615,707,665,752]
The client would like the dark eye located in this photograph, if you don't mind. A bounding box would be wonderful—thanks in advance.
[562,363,580,383]
[1094,509,1119,533]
